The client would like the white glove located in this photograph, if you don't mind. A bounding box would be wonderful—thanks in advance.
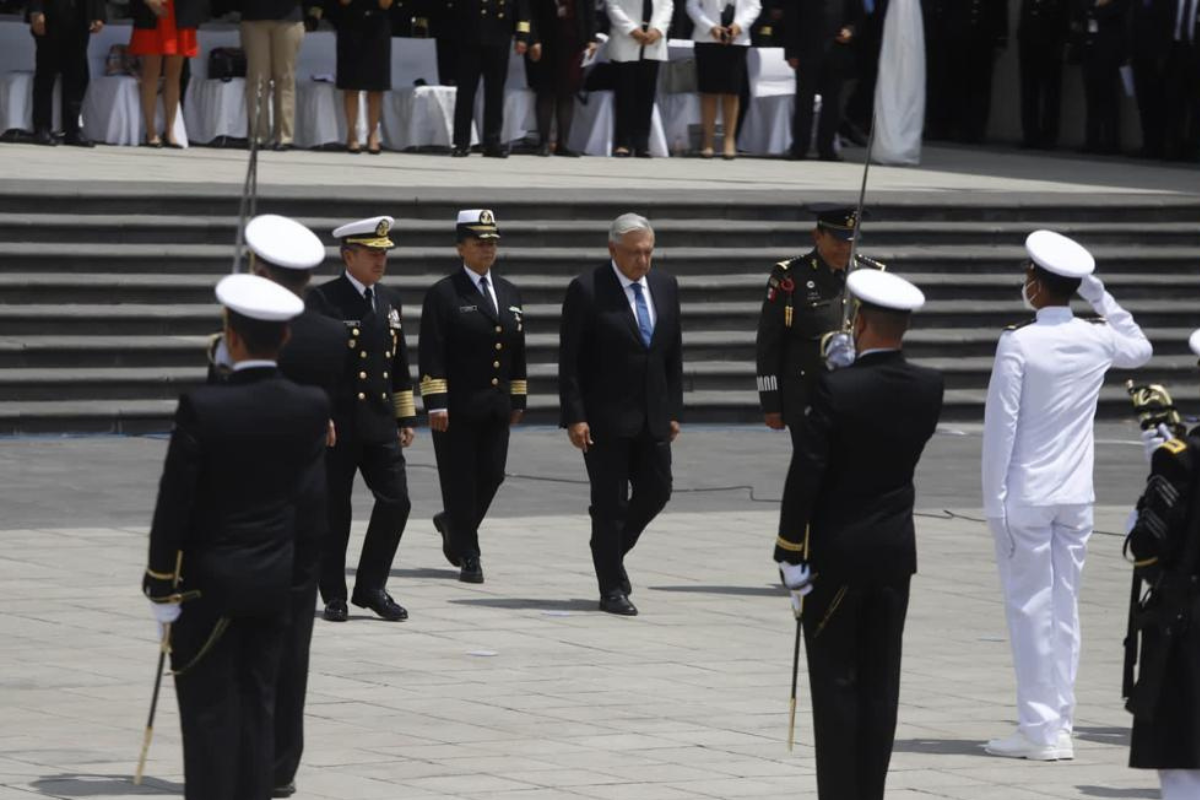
[1125,508,1139,535]
[778,560,814,595]
[1078,274,1106,306]
[1140,423,1171,464]
[150,600,181,639]
[824,333,856,371]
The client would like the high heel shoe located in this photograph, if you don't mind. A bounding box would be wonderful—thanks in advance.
[699,147,714,160]
[141,134,163,148]
[346,141,361,155]
[367,136,382,155]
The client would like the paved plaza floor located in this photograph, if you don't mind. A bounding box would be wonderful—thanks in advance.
[0,422,1167,799]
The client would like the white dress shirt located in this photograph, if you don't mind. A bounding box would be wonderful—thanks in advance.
[233,359,278,372]
[981,291,1153,518]
[611,261,656,329]
[344,271,376,311]
[463,265,499,313]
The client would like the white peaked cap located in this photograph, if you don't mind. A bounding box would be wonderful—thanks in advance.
[1025,230,1096,278]
[848,269,925,312]
[1189,329,1200,357]
[245,214,326,270]
[216,273,304,321]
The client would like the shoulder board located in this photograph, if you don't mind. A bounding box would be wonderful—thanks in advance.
[1162,438,1188,455]
[774,259,791,272]
[1004,319,1036,332]
[1082,316,1108,325]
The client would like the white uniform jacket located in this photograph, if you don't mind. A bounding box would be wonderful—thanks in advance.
[981,293,1153,518]
[606,0,675,61]
[686,0,761,45]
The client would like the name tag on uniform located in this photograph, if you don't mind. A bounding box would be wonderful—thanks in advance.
[388,308,402,329]
[459,305,478,313]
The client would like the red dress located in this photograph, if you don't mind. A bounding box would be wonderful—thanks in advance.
[128,0,198,58]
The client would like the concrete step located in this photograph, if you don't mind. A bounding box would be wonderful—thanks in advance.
[4,213,1200,248]
[3,270,1198,306]
[2,243,1198,276]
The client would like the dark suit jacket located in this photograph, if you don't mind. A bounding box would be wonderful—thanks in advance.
[558,263,683,441]
[775,350,944,584]
[419,268,528,420]
[529,0,597,46]
[783,0,861,66]
[144,367,330,618]
[307,274,418,444]
[26,0,105,23]
[451,0,533,46]
[1131,0,1176,56]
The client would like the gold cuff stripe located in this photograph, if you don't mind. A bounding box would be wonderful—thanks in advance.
[775,536,805,553]
[420,377,449,395]
[146,567,175,580]
[516,21,530,32]
[510,380,528,396]
[393,390,416,418]
[1134,557,1160,568]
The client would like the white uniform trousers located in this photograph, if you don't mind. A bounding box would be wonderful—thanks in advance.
[1160,770,1200,799]
[990,503,1092,747]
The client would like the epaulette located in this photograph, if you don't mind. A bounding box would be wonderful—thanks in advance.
[1004,319,1035,332]
[774,259,792,272]
[1160,438,1187,456]
[1082,316,1108,325]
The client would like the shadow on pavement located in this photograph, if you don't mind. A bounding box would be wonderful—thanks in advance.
[448,597,598,612]
[1075,788,1157,799]
[1075,726,1132,747]
[649,584,783,597]
[891,738,990,757]
[30,775,183,796]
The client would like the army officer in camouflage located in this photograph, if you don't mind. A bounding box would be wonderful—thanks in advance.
[755,204,859,445]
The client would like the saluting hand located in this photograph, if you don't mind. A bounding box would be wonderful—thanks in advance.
[399,427,415,448]
[568,422,593,453]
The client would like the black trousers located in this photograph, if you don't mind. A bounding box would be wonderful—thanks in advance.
[1083,44,1122,152]
[845,11,885,131]
[947,38,997,143]
[803,576,910,800]
[173,604,287,800]
[792,50,850,157]
[272,577,318,787]
[582,429,672,595]
[320,436,410,602]
[453,41,509,148]
[33,19,90,134]
[612,58,660,153]
[1133,50,1169,158]
[432,412,510,560]
[1018,34,1065,147]
[436,34,459,85]
[1165,41,1200,161]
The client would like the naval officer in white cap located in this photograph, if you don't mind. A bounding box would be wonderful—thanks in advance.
[983,230,1153,761]
[776,269,944,800]
[144,274,330,800]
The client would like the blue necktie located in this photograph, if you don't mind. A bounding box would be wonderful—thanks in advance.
[863,0,874,13]
[478,275,497,317]
[630,282,653,347]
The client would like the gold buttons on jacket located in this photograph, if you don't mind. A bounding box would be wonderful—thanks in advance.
[495,325,502,333]
[359,371,367,379]
[380,392,387,401]
[495,343,502,350]
[491,378,498,386]
[493,361,500,368]
[353,328,360,336]
[383,371,389,378]
[360,351,368,359]
[385,350,392,358]
[348,340,357,348]
[357,392,366,400]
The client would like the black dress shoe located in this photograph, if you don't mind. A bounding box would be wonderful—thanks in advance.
[63,132,94,148]
[323,599,348,622]
[33,129,58,146]
[459,556,484,584]
[599,591,638,616]
[786,148,808,161]
[351,588,408,621]
[273,141,294,152]
[537,141,551,157]
[451,146,470,157]
[271,782,296,798]
[554,145,581,157]
[838,120,868,147]
[433,512,461,567]
[482,145,509,158]
[634,149,652,158]
[619,566,632,597]
[817,151,844,162]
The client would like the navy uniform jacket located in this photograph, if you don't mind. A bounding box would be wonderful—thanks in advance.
[558,263,684,442]
[782,0,861,67]
[1018,0,1070,43]
[143,367,330,618]
[449,0,533,45]
[755,249,846,428]
[419,269,528,420]
[26,0,105,23]
[307,275,418,443]
[775,351,944,583]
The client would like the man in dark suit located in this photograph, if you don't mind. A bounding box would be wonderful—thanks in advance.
[144,274,330,800]
[449,0,534,157]
[307,216,418,623]
[775,269,944,800]
[1017,0,1069,149]
[924,0,1008,143]
[420,209,527,584]
[784,0,861,160]
[414,0,460,84]
[26,0,105,146]
[558,213,683,616]
[203,215,345,799]
[1132,0,1174,159]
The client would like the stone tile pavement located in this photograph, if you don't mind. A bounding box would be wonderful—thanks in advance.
[0,501,1160,799]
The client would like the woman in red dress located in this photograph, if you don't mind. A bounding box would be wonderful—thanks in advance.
[128,0,202,147]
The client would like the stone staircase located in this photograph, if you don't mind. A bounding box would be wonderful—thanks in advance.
[0,191,1196,434]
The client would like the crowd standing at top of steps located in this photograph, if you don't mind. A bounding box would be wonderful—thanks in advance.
[7,0,1200,160]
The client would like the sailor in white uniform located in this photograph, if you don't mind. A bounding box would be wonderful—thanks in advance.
[982,230,1153,761]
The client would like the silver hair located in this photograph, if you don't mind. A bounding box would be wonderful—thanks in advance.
[608,213,654,244]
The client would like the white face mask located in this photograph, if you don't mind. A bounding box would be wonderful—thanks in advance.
[1021,280,1039,312]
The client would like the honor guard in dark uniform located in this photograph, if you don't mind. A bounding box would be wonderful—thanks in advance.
[1079,0,1129,155]
[783,0,861,160]
[143,275,330,800]
[1126,329,1200,799]
[924,0,1008,142]
[420,209,527,584]
[449,0,534,157]
[413,0,460,84]
[755,204,860,446]
[1017,0,1069,149]
[307,216,418,623]
[204,215,345,798]
[776,270,944,800]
